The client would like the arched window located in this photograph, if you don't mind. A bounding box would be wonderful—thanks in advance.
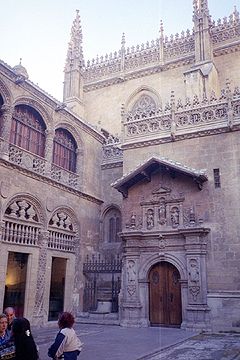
[10,105,46,157]
[131,95,157,119]
[103,207,122,243]
[53,128,77,172]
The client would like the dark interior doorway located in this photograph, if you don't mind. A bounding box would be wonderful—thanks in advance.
[4,252,28,317]
[48,257,66,321]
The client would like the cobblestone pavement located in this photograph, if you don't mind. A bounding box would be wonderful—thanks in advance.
[144,333,240,360]
[33,324,240,360]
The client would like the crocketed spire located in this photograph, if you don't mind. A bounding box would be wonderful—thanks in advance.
[193,0,210,19]
[65,10,84,71]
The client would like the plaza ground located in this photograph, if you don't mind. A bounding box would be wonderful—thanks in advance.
[33,323,240,360]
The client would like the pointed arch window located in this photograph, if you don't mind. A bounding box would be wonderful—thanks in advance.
[10,105,46,157]
[103,207,122,243]
[53,128,77,172]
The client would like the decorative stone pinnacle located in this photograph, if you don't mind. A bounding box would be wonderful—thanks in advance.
[121,32,126,48]
[65,9,84,70]
[159,20,164,40]
[170,91,175,107]
[193,0,209,17]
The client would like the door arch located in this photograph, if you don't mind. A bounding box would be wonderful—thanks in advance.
[149,261,182,327]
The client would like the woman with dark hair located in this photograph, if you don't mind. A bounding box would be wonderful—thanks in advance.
[12,318,38,360]
[48,312,83,359]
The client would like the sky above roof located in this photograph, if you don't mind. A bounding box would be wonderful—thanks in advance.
[1,0,239,100]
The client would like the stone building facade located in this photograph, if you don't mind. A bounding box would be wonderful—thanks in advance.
[1,0,240,331]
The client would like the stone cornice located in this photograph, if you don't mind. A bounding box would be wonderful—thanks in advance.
[213,40,240,57]
[101,161,123,170]
[0,158,103,205]
[120,226,210,240]
[121,124,240,150]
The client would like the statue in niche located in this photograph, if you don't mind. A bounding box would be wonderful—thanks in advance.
[146,209,154,229]
[158,203,166,225]
[189,259,200,284]
[127,260,136,282]
[171,207,179,227]
[130,213,136,228]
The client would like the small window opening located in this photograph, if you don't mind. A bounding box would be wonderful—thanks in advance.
[213,168,221,188]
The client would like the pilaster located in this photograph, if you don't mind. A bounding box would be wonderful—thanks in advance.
[32,230,49,326]
[0,105,13,160]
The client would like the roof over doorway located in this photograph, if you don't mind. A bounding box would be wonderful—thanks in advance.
[112,156,208,197]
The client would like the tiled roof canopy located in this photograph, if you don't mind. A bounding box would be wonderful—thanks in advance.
[112,156,208,197]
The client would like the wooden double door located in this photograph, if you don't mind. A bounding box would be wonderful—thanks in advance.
[149,262,182,326]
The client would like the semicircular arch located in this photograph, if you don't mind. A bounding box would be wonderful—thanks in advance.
[0,78,12,105]
[13,96,51,129]
[2,193,47,227]
[54,122,83,151]
[139,253,187,281]
[48,206,80,237]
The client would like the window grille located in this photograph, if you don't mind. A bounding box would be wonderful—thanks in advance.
[53,128,77,172]
[10,105,46,157]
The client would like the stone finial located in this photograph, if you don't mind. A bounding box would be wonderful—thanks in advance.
[170,91,175,111]
[65,9,84,71]
[121,32,126,48]
[193,0,210,18]
[159,20,164,40]
[225,78,232,100]
[233,6,240,22]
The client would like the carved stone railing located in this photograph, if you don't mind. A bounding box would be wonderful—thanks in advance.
[51,164,79,189]
[84,30,195,83]
[8,144,46,175]
[164,30,195,61]
[82,7,240,84]
[48,228,75,252]
[2,220,41,246]
[124,40,160,71]
[84,52,121,81]
[122,86,240,144]
[102,134,123,166]
[4,143,80,190]
[211,8,240,45]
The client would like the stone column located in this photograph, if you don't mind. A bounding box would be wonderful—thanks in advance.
[0,104,13,160]
[44,129,54,177]
[32,230,48,326]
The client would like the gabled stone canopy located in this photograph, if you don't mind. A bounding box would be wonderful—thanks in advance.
[112,156,208,197]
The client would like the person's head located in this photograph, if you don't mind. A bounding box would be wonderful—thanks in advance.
[0,314,8,334]
[58,312,75,329]
[4,307,15,325]
[12,318,38,360]
[12,318,31,338]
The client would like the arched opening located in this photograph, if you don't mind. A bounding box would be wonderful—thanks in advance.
[149,261,182,327]
[10,104,46,157]
[103,206,122,243]
[53,128,77,172]
[0,94,4,136]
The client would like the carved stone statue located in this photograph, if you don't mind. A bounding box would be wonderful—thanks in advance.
[171,206,179,227]
[127,260,136,282]
[146,209,154,229]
